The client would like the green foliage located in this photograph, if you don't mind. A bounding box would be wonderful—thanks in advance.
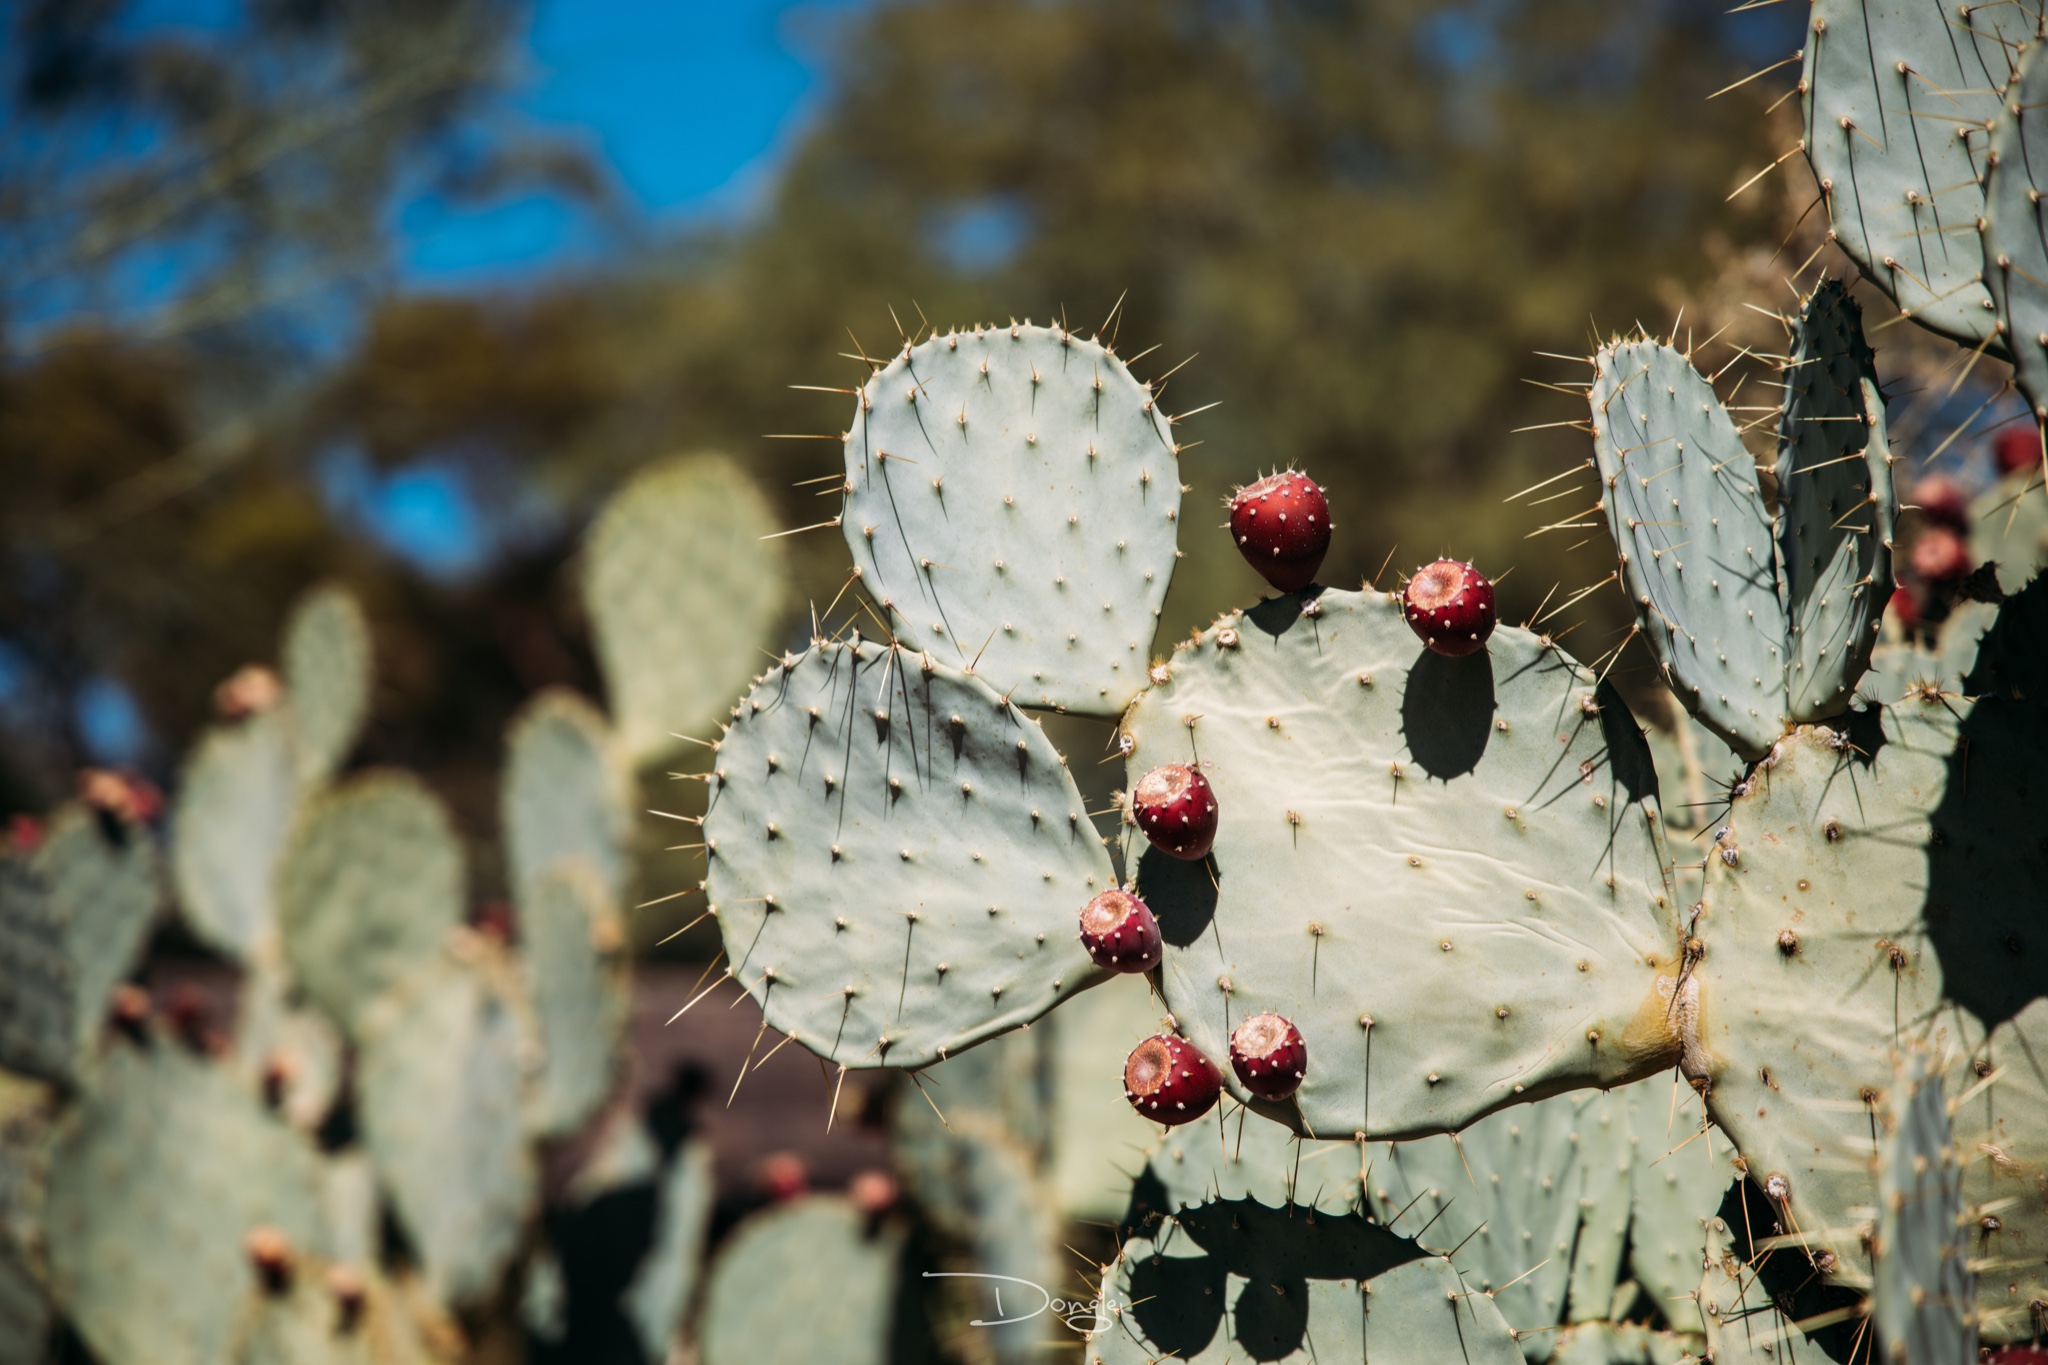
[1801,0,2025,348]
[1871,1047,1976,1363]
[841,324,1180,715]
[697,1196,902,1365]
[43,1041,328,1365]
[583,455,790,763]
[277,774,465,1037]
[1588,282,1893,758]
[703,638,1112,1069]
[356,960,535,1308]
[1123,588,1681,1139]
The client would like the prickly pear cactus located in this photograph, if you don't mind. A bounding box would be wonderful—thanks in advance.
[1872,1047,1977,1362]
[1550,1322,1700,1365]
[697,1195,902,1365]
[0,851,70,1085]
[1045,974,1165,1220]
[277,773,464,1036]
[504,690,630,908]
[1971,466,2048,597]
[520,861,626,1140]
[1984,39,2048,421]
[583,454,789,762]
[172,710,298,959]
[43,807,158,1060]
[356,959,535,1307]
[1124,588,1684,1139]
[839,324,1181,715]
[43,1041,328,1365]
[280,582,372,791]
[1802,0,2031,348]
[1588,282,1894,758]
[1693,700,2048,1333]
[703,638,1112,1069]
[622,1138,715,1363]
[1696,1217,1803,1365]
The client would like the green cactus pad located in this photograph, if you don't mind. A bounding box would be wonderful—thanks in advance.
[1046,974,1169,1220]
[623,1138,715,1364]
[277,773,465,1035]
[583,454,789,762]
[1964,575,2048,702]
[1969,467,2048,596]
[1617,1076,1738,1334]
[698,1195,902,1365]
[1985,39,2048,419]
[356,959,535,1307]
[504,689,630,909]
[281,583,372,791]
[42,808,159,1061]
[1590,337,1783,757]
[1122,588,1682,1140]
[521,861,627,1140]
[1092,1226,1521,1364]
[1697,1217,1805,1365]
[0,1238,50,1365]
[917,1115,1063,1365]
[229,1269,369,1365]
[43,1042,327,1365]
[1640,690,1744,832]
[1803,0,2022,348]
[895,1028,1052,1238]
[0,852,69,1084]
[172,711,298,959]
[840,324,1180,716]
[234,965,345,1133]
[704,638,1113,1070]
[1142,1107,1359,1221]
[1551,1321,1702,1365]
[1564,1090,1632,1327]
[1872,1047,1976,1363]
[1773,281,1895,720]
[1696,704,2048,1323]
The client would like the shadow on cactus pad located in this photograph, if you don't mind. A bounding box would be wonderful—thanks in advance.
[1133,844,1218,949]
[1400,648,1494,780]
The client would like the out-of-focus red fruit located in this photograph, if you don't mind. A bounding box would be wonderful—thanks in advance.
[327,1265,367,1334]
[108,984,151,1042]
[847,1169,898,1217]
[77,769,160,825]
[6,814,43,854]
[214,664,283,720]
[472,899,516,944]
[1886,587,1920,633]
[1910,526,1972,582]
[1227,471,1331,593]
[758,1151,809,1203]
[166,983,211,1051]
[245,1226,294,1294]
[1993,423,2040,478]
[1402,560,1498,657]
[1912,474,1970,530]
[1985,1349,2048,1365]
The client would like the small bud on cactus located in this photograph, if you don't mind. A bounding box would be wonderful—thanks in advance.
[1401,560,1496,657]
[1131,763,1218,860]
[1229,1012,1307,1100]
[1909,526,1971,582]
[1886,586,1919,633]
[245,1225,294,1295]
[1993,424,2040,478]
[1227,471,1330,593]
[76,769,162,826]
[108,984,150,1043]
[6,813,43,855]
[214,664,283,720]
[1123,1034,1222,1125]
[758,1151,808,1204]
[1077,888,1163,972]
[166,983,212,1052]
[1911,474,1970,531]
[848,1169,898,1217]
[326,1265,367,1334]
[261,1051,296,1110]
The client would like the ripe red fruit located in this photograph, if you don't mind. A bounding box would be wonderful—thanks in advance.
[1131,764,1218,860]
[1911,474,1970,531]
[1992,424,2039,477]
[1229,1012,1307,1101]
[1986,1351,2048,1365]
[1124,1034,1222,1125]
[1228,471,1331,593]
[1886,586,1919,633]
[1402,560,1497,656]
[1909,526,1971,582]
[1078,888,1163,972]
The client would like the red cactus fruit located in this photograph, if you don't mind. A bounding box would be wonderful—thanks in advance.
[758,1151,809,1204]
[1909,526,1971,582]
[1886,586,1919,633]
[1402,560,1497,656]
[1229,1012,1307,1101]
[327,1265,367,1334]
[1131,763,1218,860]
[165,983,212,1052]
[108,983,151,1043]
[847,1169,899,1217]
[1078,888,1163,973]
[1986,1351,2048,1365]
[1993,423,2040,477]
[1911,474,1970,531]
[1228,471,1331,593]
[245,1225,294,1295]
[77,769,162,825]
[1124,1034,1222,1125]
[6,814,43,855]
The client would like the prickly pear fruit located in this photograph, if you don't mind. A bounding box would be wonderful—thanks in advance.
[1077,888,1163,973]
[1123,1034,1222,1125]
[1909,527,1971,582]
[1228,1012,1306,1100]
[1993,425,2038,477]
[1401,559,1496,656]
[1912,474,1970,530]
[1227,471,1330,592]
[245,1226,294,1295]
[1131,763,1217,860]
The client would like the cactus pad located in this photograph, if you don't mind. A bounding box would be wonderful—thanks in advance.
[698,1195,902,1365]
[704,639,1112,1069]
[43,1042,327,1365]
[1970,466,2048,597]
[583,454,788,761]
[1872,1047,1976,1363]
[622,1139,715,1363]
[281,583,371,790]
[521,861,627,1140]
[1984,38,2048,419]
[1803,0,2023,347]
[172,712,297,959]
[356,959,535,1307]
[277,773,465,1035]
[503,689,630,909]
[1046,975,1167,1220]
[1123,588,1682,1139]
[840,324,1180,715]
[43,808,159,1061]
[0,851,73,1085]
